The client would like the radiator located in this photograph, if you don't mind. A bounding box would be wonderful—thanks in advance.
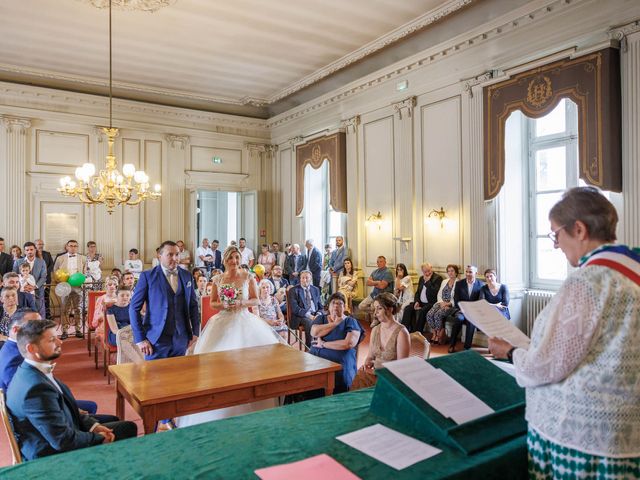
[524,290,555,335]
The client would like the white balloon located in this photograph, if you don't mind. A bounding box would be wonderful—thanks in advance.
[55,282,72,298]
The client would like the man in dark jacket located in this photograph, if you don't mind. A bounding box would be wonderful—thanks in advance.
[401,263,443,333]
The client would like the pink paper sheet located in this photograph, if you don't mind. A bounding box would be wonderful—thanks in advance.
[255,453,361,480]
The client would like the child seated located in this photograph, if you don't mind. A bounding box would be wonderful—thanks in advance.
[106,287,132,346]
[18,262,37,294]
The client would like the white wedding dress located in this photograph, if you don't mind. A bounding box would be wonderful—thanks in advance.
[176,275,284,428]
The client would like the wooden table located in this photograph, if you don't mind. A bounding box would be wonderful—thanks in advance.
[108,343,341,433]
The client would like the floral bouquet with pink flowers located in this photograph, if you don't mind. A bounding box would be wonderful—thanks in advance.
[218,284,241,307]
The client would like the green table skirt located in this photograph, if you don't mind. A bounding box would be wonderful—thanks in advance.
[1,388,527,479]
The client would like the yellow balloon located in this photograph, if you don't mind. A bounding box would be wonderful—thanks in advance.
[54,268,70,283]
[253,264,265,278]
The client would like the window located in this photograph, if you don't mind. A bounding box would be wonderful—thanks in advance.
[527,98,579,288]
[303,161,346,246]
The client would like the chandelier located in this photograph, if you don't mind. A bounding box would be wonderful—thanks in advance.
[59,0,161,214]
[79,0,176,13]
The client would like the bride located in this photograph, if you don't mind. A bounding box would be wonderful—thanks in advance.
[177,245,283,428]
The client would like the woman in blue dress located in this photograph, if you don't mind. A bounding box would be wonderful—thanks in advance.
[480,268,510,319]
[309,292,364,393]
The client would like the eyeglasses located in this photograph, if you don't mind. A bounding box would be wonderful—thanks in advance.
[547,225,565,244]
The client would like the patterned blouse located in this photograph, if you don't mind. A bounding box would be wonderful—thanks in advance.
[513,244,640,457]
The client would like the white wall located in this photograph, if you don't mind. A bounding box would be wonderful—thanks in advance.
[268,0,640,329]
[0,85,270,268]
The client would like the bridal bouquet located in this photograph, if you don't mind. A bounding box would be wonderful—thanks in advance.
[219,284,241,307]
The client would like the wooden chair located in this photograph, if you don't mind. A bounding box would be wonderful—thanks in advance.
[116,325,145,365]
[102,314,119,384]
[0,389,22,465]
[87,290,105,357]
[285,288,307,351]
[409,331,431,360]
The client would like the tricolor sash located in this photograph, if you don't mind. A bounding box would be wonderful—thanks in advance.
[580,244,640,287]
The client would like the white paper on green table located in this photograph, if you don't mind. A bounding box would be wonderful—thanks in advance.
[336,424,442,470]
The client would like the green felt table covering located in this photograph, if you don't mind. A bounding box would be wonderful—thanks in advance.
[371,350,527,455]
[1,352,528,479]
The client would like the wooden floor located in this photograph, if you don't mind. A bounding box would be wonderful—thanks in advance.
[0,319,455,467]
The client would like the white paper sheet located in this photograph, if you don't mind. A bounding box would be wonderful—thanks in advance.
[459,299,531,350]
[336,424,441,470]
[383,357,494,424]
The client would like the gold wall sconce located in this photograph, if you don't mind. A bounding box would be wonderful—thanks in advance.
[427,206,447,229]
[366,211,384,229]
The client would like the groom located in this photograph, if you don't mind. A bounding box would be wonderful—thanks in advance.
[130,240,200,360]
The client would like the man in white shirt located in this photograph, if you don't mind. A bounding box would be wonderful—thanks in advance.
[123,248,143,280]
[53,240,86,339]
[176,240,191,270]
[195,238,213,268]
[238,237,255,267]
[6,319,137,460]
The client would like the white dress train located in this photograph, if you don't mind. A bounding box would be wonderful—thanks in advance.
[177,277,284,428]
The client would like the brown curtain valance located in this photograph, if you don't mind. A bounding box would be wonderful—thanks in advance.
[483,48,621,200]
[295,132,347,216]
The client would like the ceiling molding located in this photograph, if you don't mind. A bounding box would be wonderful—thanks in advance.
[0,81,269,138]
[265,0,475,104]
[267,0,582,129]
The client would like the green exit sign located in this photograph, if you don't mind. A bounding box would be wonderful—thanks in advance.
[212,156,222,164]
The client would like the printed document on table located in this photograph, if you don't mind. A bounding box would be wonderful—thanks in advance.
[459,300,531,350]
[336,424,441,470]
[384,357,494,424]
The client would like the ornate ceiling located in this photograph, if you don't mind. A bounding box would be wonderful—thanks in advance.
[0,0,476,117]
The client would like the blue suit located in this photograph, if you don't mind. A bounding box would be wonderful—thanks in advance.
[304,247,323,288]
[449,279,484,350]
[328,246,350,275]
[14,257,47,317]
[7,363,105,460]
[130,265,200,360]
[289,284,323,348]
[0,339,21,392]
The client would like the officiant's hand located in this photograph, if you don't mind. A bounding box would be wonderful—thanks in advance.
[188,336,198,348]
[137,340,153,356]
[488,337,512,359]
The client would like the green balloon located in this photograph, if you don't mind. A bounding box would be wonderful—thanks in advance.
[68,272,86,287]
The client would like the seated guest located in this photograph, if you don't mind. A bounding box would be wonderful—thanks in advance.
[401,263,443,333]
[123,248,143,280]
[106,288,132,346]
[110,268,122,282]
[394,263,414,323]
[337,258,358,314]
[480,269,510,319]
[352,293,410,389]
[205,282,214,296]
[192,267,203,281]
[91,275,119,330]
[257,244,275,277]
[358,255,394,317]
[448,265,484,353]
[289,270,323,348]
[425,264,459,344]
[268,265,289,313]
[1,309,119,423]
[309,292,364,393]
[195,275,208,302]
[257,279,287,336]
[121,271,135,290]
[0,287,19,337]
[3,272,36,310]
[151,247,160,268]
[7,319,137,460]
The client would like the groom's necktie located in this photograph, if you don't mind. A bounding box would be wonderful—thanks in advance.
[166,270,178,292]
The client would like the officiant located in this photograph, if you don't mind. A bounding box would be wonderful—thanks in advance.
[489,187,640,478]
